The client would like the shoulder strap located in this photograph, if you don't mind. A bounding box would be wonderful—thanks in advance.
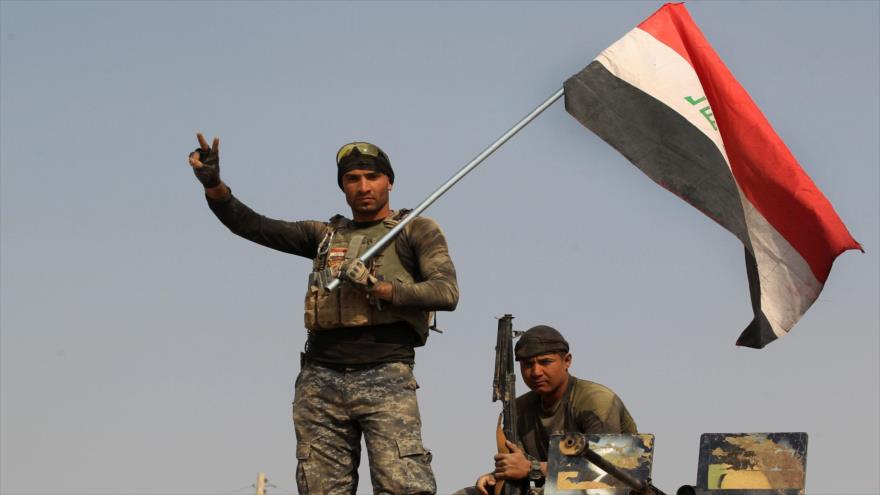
[383,208,412,229]
[313,215,348,270]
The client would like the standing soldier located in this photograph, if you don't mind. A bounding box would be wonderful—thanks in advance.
[187,134,459,494]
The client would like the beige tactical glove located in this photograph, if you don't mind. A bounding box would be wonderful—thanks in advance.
[340,259,379,291]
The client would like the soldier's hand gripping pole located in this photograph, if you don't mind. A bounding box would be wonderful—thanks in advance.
[325,88,565,291]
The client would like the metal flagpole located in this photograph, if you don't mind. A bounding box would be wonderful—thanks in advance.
[325,87,565,291]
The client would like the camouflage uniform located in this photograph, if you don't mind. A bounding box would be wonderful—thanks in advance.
[207,193,458,495]
[294,362,434,494]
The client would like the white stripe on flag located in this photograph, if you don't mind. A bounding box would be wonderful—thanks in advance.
[742,197,823,337]
[596,28,729,162]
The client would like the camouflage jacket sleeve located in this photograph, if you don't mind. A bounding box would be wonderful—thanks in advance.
[569,378,638,434]
[391,216,459,311]
[206,192,326,258]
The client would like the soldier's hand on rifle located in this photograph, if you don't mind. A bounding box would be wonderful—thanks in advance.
[493,440,531,481]
[474,472,497,495]
[188,132,222,188]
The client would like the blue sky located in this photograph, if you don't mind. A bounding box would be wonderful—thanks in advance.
[1,1,878,494]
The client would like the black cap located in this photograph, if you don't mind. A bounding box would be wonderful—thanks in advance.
[514,325,569,361]
[336,143,394,189]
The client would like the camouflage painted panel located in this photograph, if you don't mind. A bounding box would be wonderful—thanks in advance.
[546,433,654,495]
[693,432,808,495]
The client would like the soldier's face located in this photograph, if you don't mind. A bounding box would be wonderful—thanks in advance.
[519,352,572,397]
[341,169,392,220]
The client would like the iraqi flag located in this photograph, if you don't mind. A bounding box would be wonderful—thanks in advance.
[564,3,861,348]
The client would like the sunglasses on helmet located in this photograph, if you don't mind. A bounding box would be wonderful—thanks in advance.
[336,142,388,164]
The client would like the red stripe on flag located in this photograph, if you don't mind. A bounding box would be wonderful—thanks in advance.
[637,3,861,282]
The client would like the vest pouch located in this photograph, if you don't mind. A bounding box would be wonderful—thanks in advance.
[305,269,344,331]
[304,283,344,330]
[315,287,343,328]
[338,285,372,326]
[304,284,319,329]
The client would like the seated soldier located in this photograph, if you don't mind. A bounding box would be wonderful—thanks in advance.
[456,325,638,495]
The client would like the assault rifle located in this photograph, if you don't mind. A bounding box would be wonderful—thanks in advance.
[492,314,530,495]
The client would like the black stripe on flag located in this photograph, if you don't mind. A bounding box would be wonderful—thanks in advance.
[741,248,779,348]
[564,61,749,244]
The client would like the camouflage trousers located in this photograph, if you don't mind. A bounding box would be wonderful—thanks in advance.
[292,361,436,495]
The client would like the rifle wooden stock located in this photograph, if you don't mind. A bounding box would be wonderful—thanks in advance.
[494,414,508,495]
